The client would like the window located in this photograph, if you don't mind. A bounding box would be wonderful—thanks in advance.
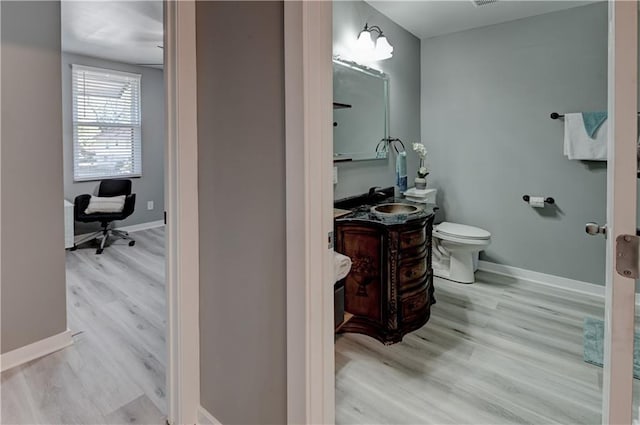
[72,64,142,181]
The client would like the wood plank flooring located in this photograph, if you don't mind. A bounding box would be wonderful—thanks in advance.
[1,228,166,425]
[4,229,640,424]
[336,271,640,424]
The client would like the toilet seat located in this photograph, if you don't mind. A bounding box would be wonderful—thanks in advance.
[434,222,491,241]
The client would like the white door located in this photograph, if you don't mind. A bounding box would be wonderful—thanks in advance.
[603,1,638,423]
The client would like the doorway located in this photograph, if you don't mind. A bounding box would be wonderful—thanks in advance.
[63,2,167,421]
[3,2,167,423]
[285,1,640,424]
[0,2,200,424]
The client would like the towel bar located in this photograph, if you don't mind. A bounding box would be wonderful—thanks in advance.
[550,111,640,120]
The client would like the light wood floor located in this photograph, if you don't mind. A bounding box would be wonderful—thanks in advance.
[1,228,166,425]
[4,231,639,424]
[336,271,640,425]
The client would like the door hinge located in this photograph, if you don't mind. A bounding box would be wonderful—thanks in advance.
[615,234,640,279]
[328,231,334,249]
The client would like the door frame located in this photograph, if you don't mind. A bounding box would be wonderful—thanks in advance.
[603,1,638,423]
[164,1,200,424]
[166,2,339,423]
[166,2,340,423]
[287,1,640,424]
[284,1,335,424]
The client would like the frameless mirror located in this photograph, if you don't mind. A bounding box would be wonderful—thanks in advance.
[333,59,389,161]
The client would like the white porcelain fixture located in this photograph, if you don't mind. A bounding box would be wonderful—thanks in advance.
[432,222,491,284]
[404,187,437,204]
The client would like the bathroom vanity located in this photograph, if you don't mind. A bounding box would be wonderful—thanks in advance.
[334,188,437,345]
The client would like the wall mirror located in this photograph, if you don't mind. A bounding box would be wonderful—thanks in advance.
[333,59,389,161]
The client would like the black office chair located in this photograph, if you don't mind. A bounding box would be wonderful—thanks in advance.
[72,179,136,254]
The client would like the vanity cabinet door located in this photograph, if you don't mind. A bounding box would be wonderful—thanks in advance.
[335,225,386,327]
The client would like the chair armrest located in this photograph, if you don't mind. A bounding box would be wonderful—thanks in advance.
[74,194,92,220]
[122,194,136,218]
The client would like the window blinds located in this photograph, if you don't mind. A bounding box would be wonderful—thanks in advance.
[72,64,142,181]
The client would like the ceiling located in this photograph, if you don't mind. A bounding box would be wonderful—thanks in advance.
[60,1,596,65]
[61,1,163,67]
[365,0,597,39]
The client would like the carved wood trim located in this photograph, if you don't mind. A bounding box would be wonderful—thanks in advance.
[387,230,399,330]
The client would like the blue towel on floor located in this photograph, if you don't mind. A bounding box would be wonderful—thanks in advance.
[396,151,407,192]
[581,111,607,138]
[583,316,640,379]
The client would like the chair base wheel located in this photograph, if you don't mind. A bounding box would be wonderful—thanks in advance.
[96,248,104,255]
[128,241,135,247]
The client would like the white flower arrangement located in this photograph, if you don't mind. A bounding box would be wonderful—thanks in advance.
[412,143,427,159]
[412,143,429,178]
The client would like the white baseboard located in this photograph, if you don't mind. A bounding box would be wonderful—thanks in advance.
[116,219,164,233]
[0,330,73,372]
[477,260,605,297]
[477,260,640,305]
[74,219,164,241]
[197,406,222,425]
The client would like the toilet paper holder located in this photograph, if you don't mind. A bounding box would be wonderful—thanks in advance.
[522,195,555,205]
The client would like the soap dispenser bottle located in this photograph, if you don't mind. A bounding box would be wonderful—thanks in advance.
[395,151,407,194]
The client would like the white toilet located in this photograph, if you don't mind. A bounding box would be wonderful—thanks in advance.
[408,187,491,284]
[432,222,491,284]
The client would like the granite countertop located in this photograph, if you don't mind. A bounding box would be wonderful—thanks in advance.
[334,196,438,225]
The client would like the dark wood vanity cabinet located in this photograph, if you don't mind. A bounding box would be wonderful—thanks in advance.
[335,215,435,344]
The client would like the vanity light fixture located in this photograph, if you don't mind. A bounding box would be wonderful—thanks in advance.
[354,23,393,61]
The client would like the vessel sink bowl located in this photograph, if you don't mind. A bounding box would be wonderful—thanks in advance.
[371,203,421,215]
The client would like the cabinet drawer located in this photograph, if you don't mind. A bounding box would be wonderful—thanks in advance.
[399,257,427,286]
[401,290,428,323]
[400,228,426,250]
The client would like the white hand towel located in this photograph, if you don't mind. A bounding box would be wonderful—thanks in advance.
[334,252,352,283]
[564,113,607,161]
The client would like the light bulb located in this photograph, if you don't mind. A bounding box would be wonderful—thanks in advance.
[375,35,393,60]
[355,30,375,52]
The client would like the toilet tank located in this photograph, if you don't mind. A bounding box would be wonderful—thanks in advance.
[405,188,438,204]
[424,188,444,224]
[424,188,437,204]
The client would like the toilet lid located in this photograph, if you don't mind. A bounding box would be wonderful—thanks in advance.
[436,222,491,240]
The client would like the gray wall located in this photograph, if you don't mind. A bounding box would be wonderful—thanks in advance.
[333,1,421,199]
[1,1,67,353]
[421,3,608,284]
[61,53,165,233]
[196,2,287,424]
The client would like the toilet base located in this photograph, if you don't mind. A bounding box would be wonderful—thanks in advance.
[433,268,476,285]
[432,240,481,284]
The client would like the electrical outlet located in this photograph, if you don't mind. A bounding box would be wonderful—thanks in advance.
[147,201,154,210]
[333,166,338,184]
